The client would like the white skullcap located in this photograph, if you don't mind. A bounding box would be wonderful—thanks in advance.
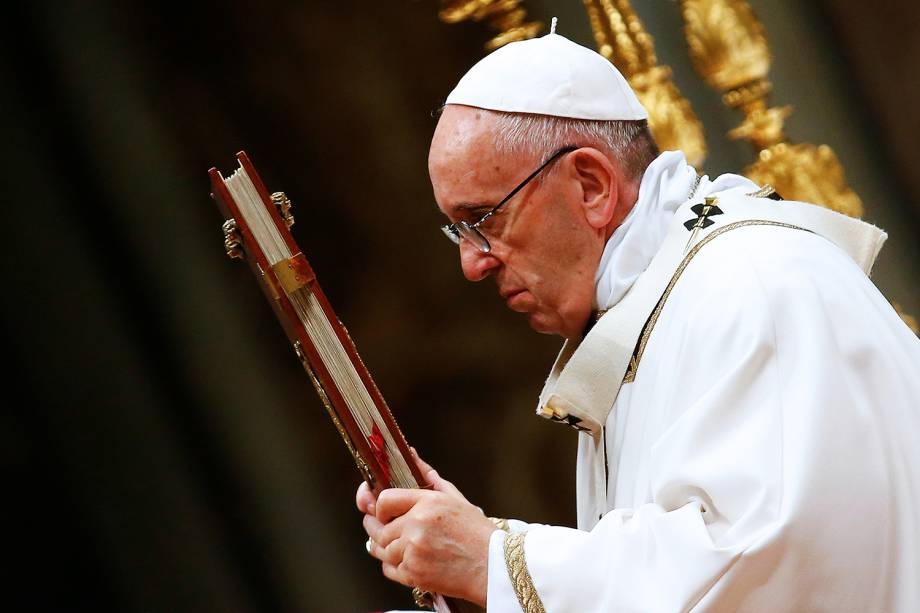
[445,26,647,121]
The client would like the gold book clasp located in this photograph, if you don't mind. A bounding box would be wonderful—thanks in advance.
[271,253,315,294]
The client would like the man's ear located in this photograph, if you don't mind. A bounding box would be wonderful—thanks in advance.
[570,148,618,229]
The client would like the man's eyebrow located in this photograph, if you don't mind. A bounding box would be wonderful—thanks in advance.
[438,201,494,222]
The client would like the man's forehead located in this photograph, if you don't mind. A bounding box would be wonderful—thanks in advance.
[429,106,533,215]
[430,108,504,193]
[430,106,498,163]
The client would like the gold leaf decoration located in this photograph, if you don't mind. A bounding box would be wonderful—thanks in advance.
[744,143,863,218]
[438,0,542,51]
[682,0,770,92]
[679,0,864,217]
[893,302,920,337]
[584,0,708,167]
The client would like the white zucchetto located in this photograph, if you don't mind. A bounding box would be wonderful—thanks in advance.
[445,26,648,121]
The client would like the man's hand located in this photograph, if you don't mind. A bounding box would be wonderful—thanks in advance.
[355,451,496,607]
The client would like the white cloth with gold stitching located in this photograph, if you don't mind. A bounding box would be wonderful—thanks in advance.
[535,151,758,435]
[485,152,920,612]
[593,151,752,309]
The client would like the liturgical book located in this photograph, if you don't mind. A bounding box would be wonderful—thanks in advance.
[208,152,476,613]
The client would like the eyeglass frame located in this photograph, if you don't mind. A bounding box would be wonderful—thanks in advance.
[440,145,578,253]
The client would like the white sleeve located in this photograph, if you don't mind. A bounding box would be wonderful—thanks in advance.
[487,382,780,613]
[485,228,920,612]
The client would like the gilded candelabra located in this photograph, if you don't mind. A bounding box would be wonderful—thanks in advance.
[680,0,917,332]
[583,0,707,167]
[438,0,543,51]
[679,0,864,217]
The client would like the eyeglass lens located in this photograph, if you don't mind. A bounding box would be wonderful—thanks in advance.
[457,221,491,253]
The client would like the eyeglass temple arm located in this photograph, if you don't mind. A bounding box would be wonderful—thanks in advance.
[473,145,578,228]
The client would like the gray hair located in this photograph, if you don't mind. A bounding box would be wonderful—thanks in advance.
[491,112,659,181]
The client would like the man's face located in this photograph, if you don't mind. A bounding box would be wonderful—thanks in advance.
[428,106,605,338]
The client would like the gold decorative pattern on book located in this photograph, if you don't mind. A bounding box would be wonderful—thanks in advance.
[295,340,376,489]
[222,218,244,260]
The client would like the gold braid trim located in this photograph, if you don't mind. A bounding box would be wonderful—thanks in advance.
[623,219,811,383]
[747,184,777,199]
[489,516,511,532]
[503,532,546,613]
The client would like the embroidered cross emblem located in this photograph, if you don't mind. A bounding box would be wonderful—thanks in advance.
[684,196,723,252]
[540,406,591,432]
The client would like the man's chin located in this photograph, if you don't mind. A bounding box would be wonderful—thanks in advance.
[526,310,591,339]
[526,313,564,337]
[506,298,581,337]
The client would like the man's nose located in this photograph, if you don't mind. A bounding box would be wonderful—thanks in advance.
[459,241,499,281]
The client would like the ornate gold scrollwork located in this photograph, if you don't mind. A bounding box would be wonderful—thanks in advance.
[438,0,542,51]
[222,218,244,260]
[270,191,295,229]
[411,587,435,610]
[583,0,707,167]
[679,0,864,218]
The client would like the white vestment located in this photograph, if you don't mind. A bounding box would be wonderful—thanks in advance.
[485,152,920,612]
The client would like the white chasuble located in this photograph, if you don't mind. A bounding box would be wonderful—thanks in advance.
[485,153,920,612]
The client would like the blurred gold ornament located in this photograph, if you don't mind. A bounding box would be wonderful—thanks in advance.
[438,0,542,51]
[744,143,864,218]
[893,303,920,336]
[584,0,707,167]
[680,0,864,217]
[682,0,770,94]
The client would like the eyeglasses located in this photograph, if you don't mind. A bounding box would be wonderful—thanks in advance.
[440,145,577,253]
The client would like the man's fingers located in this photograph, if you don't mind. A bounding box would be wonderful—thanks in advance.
[363,513,385,543]
[427,470,464,498]
[410,448,466,500]
[366,525,407,568]
[376,488,425,523]
[355,481,377,515]
[377,534,407,564]
[381,561,410,588]
[374,512,410,549]
[410,447,435,474]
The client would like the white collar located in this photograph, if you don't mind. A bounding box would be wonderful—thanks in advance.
[594,151,757,310]
[539,179,887,435]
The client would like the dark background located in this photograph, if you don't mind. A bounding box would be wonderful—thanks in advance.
[3,1,917,611]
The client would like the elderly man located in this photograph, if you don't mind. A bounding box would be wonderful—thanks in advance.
[357,30,920,612]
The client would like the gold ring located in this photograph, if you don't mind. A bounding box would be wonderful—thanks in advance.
[365,537,373,554]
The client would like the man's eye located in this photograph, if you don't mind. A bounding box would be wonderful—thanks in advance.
[478,208,506,226]
[473,207,504,223]
[457,212,485,226]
